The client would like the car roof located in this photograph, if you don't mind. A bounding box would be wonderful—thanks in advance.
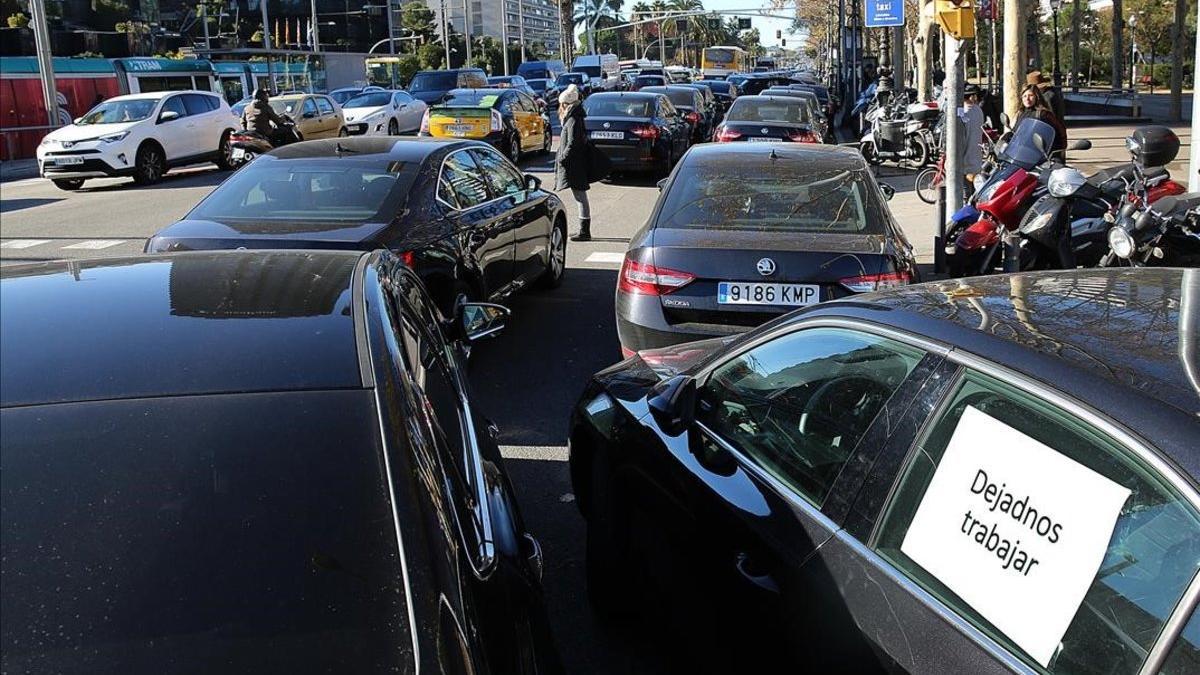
[108,91,202,101]
[0,251,370,408]
[801,268,1200,475]
[589,91,658,100]
[682,141,863,167]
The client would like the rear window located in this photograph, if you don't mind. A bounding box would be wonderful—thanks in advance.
[656,162,887,234]
[575,65,602,78]
[409,71,456,92]
[557,73,586,87]
[0,391,414,673]
[440,90,502,107]
[189,157,417,226]
[584,96,653,118]
[635,76,665,87]
[727,97,810,125]
[665,90,697,108]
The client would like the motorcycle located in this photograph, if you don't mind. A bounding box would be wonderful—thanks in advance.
[228,115,301,168]
[1102,193,1200,267]
[859,100,939,167]
[1017,125,1186,269]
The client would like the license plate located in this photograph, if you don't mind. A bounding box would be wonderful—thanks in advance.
[747,137,779,142]
[717,282,819,306]
[52,155,84,165]
[231,148,245,159]
[591,131,624,140]
[446,124,475,135]
[350,123,366,132]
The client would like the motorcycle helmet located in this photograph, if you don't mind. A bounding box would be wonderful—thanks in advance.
[253,87,270,102]
[1047,167,1087,198]
[1125,126,1179,169]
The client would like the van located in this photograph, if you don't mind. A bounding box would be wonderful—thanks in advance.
[407,68,488,104]
[571,54,620,92]
[516,60,567,81]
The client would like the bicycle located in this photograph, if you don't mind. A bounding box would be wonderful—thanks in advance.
[914,155,944,204]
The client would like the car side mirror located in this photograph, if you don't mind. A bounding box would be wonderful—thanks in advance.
[158,110,180,123]
[457,302,510,343]
[525,173,542,191]
[647,375,697,437]
[1068,139,1092,151]
[879,182,896,200]
[657,178,668,191]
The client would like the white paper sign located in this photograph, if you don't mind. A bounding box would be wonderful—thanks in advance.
[900,406,1131,666]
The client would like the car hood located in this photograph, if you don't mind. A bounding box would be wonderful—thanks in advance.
[342,105,388,122]
[649,227,890,255]
[46,121,140,142]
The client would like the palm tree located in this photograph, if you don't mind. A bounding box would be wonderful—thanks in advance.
[631,1,651,58]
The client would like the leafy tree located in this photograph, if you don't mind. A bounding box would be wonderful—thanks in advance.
[6,11,27,28]
[418,41,445,69]
[395,54,421,85]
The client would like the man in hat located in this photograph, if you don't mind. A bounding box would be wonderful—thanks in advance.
[961,84,986,186]
[1027,70,1065,124]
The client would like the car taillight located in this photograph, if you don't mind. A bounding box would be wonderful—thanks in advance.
[685,111,700,124]
[490,109,504,132]
[419,109,430,134]
[400,250,415,267]
[620,346,637,359]
[789,130,818,143]
[630,124,660,140]
[617,257,695,296]
[839,270,911,293]
[715,127,742,142]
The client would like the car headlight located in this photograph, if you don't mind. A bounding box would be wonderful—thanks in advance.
[1108,226,1135,259]
[98,131,129,143]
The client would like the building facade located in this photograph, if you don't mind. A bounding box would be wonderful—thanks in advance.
[424,0,562,59]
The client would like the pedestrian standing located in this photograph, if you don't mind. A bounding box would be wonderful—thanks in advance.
[555,84,593,242]
[1015,84,1067,154]
[960,84,985,185]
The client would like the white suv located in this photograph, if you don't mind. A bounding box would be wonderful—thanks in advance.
[37,90,236,191]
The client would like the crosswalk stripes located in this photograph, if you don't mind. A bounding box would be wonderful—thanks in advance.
[0,239,132,252]
[584,251,625,264]
[61,240,128,250]
[0,239,52,249]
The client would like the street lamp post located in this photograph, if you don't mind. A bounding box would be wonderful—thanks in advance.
[1128,14,1137,91]
[1050,0,1062,87]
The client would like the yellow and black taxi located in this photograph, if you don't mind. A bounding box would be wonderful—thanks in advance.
[420,88,551,164]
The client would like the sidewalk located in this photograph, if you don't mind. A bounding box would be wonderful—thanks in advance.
[0,159,39,184]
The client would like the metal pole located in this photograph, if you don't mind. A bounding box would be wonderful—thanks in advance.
[1188,21,1200,189]
[441,0,451,66]
[202,3,212,50]
[260,0,275,92]
[386,0,395,54]
[944,32,964,212]
[311,0,321,51]
[519,0,526,61]
[659,17,665,63]
[464,0,472,65]
[501,1,510,75]
[1052,5,1061,87]
[1070,0,1080,91]
[30,0,58,128]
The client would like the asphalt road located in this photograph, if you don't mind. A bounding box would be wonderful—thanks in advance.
[0,124,1183,671]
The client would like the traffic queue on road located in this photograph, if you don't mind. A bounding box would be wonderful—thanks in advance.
[7,58,1200,675]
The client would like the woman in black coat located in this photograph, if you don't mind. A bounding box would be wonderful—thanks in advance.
[554,84,593,241]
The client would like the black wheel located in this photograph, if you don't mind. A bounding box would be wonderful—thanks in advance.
[388,119,399,136]
[507,131,521,164]
[585,450,638,620]
[915,167,940,204]
[215,131,234,170]
[338,127,349,137]
[909,136,930,168]
[51,178,84,191]
[132,143,166,185]
[536,219,567,289]
[860,140,882,165]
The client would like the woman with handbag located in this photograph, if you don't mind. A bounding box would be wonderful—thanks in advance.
[555,84,597,242]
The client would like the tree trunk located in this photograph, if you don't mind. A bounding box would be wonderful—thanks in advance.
[915,0,936,99]
[1111,0,1123,90]
[1170,0,1185,120]
[1003,0,1026,117]
[1070,0,1080,90]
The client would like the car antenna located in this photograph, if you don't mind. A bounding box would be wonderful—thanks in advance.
[335,141,358,156]
[769,148,779,160]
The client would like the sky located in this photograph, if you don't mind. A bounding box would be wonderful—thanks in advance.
[572,0,804,53]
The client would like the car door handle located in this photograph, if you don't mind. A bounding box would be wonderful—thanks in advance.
[735,552,780,594]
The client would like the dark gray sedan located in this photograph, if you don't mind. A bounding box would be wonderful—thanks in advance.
[615,141,916,356]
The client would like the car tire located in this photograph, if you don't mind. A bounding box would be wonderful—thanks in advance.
[132,143,166,185]
[909,136,930,168]
[508,131,521,164]
[860,140,882,166]
[585,450,638,620]
[338,127,349,137]
[540,126,553,154]
[215,131,234,170]
[536,218,567,289]
[51,178,85,191]
[388,119,399,136]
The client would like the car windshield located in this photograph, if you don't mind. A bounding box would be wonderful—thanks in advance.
[557,73,586,86]
[230,98,252,116]
[343,92,392,108]
[0,393,414,673]
[409,72,456,92]
[78,99,157,124]
[635,77,665,87]
[441,90,500,107]
[188,158,417,227]
[527,79,550,92]
[576,65,602,78]
[584,97,652,117]
[726,98,810,125]
[657,164,887,234]
[268,98,305,116]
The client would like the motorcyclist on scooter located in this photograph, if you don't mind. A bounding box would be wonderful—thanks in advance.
[241,88,287,145]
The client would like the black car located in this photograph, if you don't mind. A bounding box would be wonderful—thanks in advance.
[677,81,723,124]
[407,68,489,104]
[582,92,691,178]
[763,87,830,142]
[615,142,915,354]
[701,80,739,117]
[572,267,1200,673]
[631,75,667,91]
[145,137,567,315]
[726,73,797,95]
[527,77,557,105]
[713,95,821,143]
[0,250,562,674]
[487,75,540,100]
[640,86,711,144]
[555,72,590,95]
[786,82,835,117]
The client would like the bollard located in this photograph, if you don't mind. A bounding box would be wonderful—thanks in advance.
[1003,229,1020,273]
[935,184,947,274]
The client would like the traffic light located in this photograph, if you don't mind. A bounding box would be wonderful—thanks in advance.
[775,29,781,39]
[935,0,976,39]
[781,39,786,46]
[707,17,721,30]
[737,17,751,30]
[675,18,688,32]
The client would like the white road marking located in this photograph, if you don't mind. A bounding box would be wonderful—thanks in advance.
[584,251,626,264]
[61,239,128,250]
[0,239,52,249]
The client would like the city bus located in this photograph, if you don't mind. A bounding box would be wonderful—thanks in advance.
[701,46,749,79]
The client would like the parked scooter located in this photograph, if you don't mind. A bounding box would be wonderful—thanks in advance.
[859,100,940,167]
[1102,192,1200,267]
[228,115,301,168]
